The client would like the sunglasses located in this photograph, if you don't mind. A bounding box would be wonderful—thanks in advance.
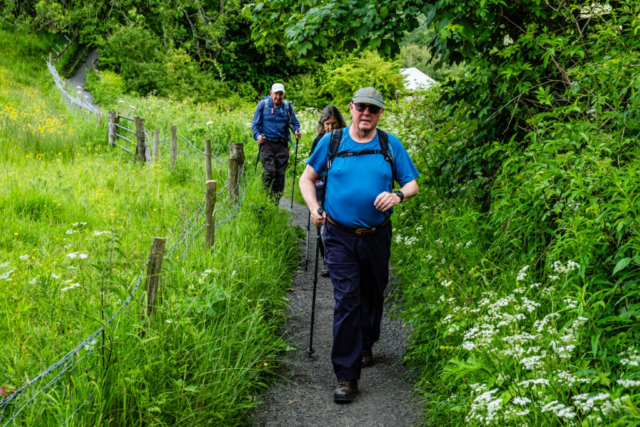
[353,103,382,115]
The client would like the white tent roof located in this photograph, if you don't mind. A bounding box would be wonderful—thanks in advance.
[400,68,437,91]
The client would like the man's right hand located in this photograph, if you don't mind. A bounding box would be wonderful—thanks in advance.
[257,135,265,144]
[310,208,326,228]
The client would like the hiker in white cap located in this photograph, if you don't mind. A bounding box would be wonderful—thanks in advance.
[251,83,301,204]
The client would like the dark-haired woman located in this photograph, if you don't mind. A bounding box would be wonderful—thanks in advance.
[310,105,347,277]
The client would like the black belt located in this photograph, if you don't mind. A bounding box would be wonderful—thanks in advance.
[264,137,287,144]
[327,215,390,237]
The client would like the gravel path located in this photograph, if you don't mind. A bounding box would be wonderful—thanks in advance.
[253,199,424,427]
[67,49,100,109]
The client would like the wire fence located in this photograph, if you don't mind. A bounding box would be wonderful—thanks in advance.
[0,163,248,426]
[0,60,251,427]
[46,60,101,118]
[0,260,148,426]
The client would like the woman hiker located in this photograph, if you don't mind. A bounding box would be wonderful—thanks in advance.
[310,105,347,277]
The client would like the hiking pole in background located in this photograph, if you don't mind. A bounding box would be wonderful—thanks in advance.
[307,178,325,357]
[290,134,300,210]
[304,211,311,271]
[255,141,261,172]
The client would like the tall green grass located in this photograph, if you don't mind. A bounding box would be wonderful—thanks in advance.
[0,29,299,425]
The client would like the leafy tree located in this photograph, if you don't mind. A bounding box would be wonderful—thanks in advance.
[400,16,466,81]
[249,0,421,57]
[251,0,640,176]
[1,0,308,100]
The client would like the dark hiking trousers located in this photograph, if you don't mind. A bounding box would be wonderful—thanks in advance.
[259,140,289,200]
[322,220,392,380]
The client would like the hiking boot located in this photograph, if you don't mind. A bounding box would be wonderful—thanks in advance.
[320,264,330,277]
[362,346,374,367]
[334,379,358,403]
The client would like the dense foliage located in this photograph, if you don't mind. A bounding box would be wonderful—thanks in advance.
[254,0,640,424]
[0,0,308,100]
[391,6,639,427]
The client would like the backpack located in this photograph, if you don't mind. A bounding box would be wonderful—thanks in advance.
[260,96,294,148]
[261,96,293,127]
[318,127,396,208]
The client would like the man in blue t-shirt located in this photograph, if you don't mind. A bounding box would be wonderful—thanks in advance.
[299,87,419,403]
[251,83,302,204]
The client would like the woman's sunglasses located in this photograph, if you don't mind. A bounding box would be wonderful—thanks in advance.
[353,103,382,115]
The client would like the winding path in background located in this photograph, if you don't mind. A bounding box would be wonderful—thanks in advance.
[253,199,424,426]
[67,49,100,110]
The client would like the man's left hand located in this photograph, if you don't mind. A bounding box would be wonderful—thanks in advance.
[374,192,401,212]
[295,131,302,139]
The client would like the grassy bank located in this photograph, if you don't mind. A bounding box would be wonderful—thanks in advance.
[0,29,299,425]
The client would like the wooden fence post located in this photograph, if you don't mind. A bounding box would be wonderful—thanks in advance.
[135,116,146,163]
[144,237,166,318]
[206,180,217,249]
[170,125,177,169]
[230,143,245,169]
[153,130,160,163]
[108,111,116,148]
[204,139,212,181]
[228,157,239,204]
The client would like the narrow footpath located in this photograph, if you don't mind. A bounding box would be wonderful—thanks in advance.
[253,199,423,427]
[67,48,100,109]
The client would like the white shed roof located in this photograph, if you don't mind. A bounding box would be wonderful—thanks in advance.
[400,68,437,91]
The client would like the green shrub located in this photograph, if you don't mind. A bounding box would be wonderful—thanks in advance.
[99,25,167,96]
[84,70,125,105]
[285,73,330,109]
[320,50,407,109]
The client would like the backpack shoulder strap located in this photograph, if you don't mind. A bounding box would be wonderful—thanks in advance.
[283,100,292,125]
[377,129,397,188]
[377,129,390,161]
[310,134,322,156]
[329,128,343,160]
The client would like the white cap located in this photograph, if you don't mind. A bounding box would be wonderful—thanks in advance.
[271,83,285,94]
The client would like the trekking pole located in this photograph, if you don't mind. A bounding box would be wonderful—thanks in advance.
[254,140,262,172]
[307,207,323,357]
[307,178,325,357]
[290,135,300,210]
[304,211,311,271]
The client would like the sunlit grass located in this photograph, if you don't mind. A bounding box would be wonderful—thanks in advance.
[0,28,299,426]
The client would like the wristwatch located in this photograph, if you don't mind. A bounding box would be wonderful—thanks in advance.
[394,190,404,203]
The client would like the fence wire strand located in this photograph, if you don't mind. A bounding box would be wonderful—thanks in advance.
[46,61,100,117]
[0,258,148,426]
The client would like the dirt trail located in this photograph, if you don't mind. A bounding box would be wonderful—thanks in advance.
[253,199,424,427]
[67,49,100,109]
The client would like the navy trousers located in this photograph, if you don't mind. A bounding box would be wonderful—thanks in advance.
[322,220,392,380]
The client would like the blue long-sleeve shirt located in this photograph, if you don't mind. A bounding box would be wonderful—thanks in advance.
[251,98,301,141]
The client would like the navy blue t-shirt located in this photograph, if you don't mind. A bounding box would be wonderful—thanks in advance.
[307,127,419,228]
